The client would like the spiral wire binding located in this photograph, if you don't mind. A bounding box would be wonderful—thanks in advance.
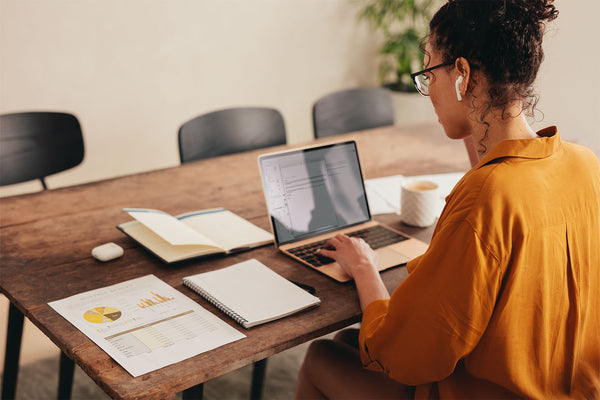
[183,278,250,327]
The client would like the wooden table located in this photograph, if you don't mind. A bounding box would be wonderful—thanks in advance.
[0,123,470,400]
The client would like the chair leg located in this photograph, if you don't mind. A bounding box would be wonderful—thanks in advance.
[250,358,268,400]
[182,383,204,400]
[57,352,75,400]
[2,302,24,400]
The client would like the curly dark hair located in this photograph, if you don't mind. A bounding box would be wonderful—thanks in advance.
[428,0,558,150]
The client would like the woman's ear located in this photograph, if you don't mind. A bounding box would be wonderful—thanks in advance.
[454,57,471,99]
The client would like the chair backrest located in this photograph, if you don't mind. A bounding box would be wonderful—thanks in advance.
[178,107,287,164]
[312,87,395,138]
[0,112,85,189]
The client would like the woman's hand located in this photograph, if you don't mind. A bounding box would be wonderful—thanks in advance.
[317,234,379,279]
[317,234,389,310]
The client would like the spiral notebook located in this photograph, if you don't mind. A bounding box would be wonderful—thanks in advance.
[183,259,321,328]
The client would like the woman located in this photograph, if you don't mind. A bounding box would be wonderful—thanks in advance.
[295,0,600,398]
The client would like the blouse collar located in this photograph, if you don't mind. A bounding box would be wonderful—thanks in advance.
[474,126,561,169]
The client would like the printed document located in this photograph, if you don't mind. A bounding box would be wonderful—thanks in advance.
[365,172,465,215]
[49,274,245,377]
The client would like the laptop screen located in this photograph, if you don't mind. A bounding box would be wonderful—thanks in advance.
[259,141,371,245]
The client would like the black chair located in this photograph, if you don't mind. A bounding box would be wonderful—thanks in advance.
[1,111,84,400]
[178,107,286,163]
[312,87,395,138]
[0,112,85,189]
[177,107,285,400]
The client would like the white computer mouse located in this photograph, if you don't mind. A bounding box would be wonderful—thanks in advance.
[92,242,124,262]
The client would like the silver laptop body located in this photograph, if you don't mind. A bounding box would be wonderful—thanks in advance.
[258,140,428,282]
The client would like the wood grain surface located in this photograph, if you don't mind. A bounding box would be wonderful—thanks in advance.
[0,123,470,399]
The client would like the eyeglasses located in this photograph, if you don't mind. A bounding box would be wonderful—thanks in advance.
[410,62,453,96]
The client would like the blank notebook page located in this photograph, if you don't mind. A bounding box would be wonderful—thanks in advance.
[183,259,320,327]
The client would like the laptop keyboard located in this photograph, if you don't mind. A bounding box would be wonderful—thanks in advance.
[287,225,409,267]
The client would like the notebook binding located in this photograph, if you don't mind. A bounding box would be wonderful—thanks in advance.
[183,278,249,327]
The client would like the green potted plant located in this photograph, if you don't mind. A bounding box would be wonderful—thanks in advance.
[358,0,435,93]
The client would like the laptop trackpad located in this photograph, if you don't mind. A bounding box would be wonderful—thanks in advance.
[376,247,410,270]
[376,239,429,270]
[389,239,429,258]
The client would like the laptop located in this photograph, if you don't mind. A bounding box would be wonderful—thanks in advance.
[257,140,429,282]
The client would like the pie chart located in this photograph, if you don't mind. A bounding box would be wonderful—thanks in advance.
[83,306,122,323]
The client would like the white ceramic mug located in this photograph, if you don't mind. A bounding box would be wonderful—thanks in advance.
[400,180,439,227]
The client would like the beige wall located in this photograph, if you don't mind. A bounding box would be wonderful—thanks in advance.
[534,0,600,152]
[0,0,383,196]
[1,0,598,199]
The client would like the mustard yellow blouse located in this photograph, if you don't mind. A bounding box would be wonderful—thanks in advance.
[359,127,600,399]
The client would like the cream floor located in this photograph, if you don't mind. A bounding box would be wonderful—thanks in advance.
[1,294,60,374]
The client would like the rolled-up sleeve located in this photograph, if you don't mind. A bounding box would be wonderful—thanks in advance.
[358,219,502,385]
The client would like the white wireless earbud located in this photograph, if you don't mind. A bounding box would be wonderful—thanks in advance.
[455,76,464,102]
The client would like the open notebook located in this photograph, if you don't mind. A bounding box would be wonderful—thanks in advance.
[118,208,273,263]
[183,259,320,328]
